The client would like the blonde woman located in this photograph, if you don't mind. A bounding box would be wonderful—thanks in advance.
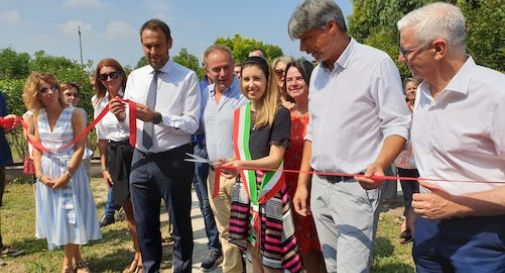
[22,72,100,273]
[223,56,302,273]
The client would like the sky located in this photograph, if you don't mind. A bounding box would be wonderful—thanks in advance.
[0,0,352,69]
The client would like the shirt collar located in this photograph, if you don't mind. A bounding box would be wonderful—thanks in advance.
[442,55,475,96]
[418,56,476,105]
[322,37,356,71]
[210,77,240,96]
[149,58,172,75]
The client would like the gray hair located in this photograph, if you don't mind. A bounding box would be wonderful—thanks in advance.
[202,44,233,68]
[288,0,347,39]
[397,2,466,47]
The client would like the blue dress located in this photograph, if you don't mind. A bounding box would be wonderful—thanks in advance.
[35,107,101,249]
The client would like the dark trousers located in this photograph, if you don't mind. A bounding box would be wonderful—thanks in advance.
[396,168,419,216]
[192,144,222,253]
[130,144,194,273]
[414,215,505,273]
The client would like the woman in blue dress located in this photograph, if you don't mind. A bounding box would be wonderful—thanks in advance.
[22,72,101,273]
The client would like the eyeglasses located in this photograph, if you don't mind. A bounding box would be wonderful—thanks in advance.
[274,69,285,77]
[99,71,120,81]
[399,44,431,60]
[39,85,59,95]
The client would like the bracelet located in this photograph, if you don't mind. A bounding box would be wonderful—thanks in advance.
[63,169,73,177]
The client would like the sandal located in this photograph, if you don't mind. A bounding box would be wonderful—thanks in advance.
[0,246,24,257]
[75,261,91,273]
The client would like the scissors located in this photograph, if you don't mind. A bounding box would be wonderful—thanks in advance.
[184,152,215,164]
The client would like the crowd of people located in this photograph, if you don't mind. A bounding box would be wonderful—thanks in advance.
[0,0,504,273]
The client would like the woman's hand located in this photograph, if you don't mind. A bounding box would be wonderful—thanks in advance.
[52,172,71,189]
[38,175,55,188]
[217,159,240,178]
[102,170,113,188]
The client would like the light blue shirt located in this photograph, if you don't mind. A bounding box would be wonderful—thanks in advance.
[307,38,410,173]
[203,77,248,161]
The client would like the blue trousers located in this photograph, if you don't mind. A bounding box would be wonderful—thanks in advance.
[192,144,222,253]
[414,215,505,273]
[104,188,115,217]
[130,144,194,273]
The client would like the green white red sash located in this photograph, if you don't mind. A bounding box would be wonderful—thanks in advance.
[232,103,285,247]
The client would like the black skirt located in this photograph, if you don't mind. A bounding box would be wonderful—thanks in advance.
[108,139,133,208]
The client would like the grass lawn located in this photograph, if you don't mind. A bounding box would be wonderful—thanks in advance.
[0,179,414,272]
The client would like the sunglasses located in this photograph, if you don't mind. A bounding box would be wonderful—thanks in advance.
[39,85,59,95]
[274,69,285,77]
[99,71,120,81]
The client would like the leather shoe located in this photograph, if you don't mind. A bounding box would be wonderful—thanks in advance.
[100,215,115,227]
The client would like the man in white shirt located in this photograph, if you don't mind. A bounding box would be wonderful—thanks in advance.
[110,19,200,273]
[288,1,410,272]
[398,2,505,272]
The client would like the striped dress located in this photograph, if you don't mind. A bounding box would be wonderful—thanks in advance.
[35,107,101,250]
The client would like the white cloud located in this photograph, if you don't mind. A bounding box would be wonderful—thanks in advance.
[62,0,103,9]
[57,20,93,37]
[0,10,19,24]
[104,20,136,40]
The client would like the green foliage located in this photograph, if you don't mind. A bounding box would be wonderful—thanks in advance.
[348,0,505,78]
[0,48,30,79]
[135,56,148,69]
[172,48,204,79]
[214,34,284,63]
[0,48,96,162]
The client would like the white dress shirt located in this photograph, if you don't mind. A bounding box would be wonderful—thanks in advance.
[124,59,201,153]
[307,38,410,173]
[92,90,130,142]
[412,56,505,195]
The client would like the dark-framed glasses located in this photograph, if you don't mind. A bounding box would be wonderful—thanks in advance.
[99,71,120,81]
[39,84,59,94]
[399,44,431,59]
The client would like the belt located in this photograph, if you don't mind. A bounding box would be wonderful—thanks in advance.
[316,172,364,183]
[136,143,191,158]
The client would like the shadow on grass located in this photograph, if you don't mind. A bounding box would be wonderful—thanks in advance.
[374,237,395,258]
[373,263,415,273]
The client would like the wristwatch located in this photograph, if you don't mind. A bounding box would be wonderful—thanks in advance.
[153,112,163,124]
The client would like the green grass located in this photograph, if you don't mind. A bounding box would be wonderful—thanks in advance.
[0,179,172,273]
[0,180,414,272]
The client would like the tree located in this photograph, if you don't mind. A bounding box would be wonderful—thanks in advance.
[135,56,148,69]
[0,48,31,80]
[172,48,203,78]
[348,0,505,77]
[214,34,283,63]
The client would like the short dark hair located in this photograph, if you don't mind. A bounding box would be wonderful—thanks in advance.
[140,19,171,40]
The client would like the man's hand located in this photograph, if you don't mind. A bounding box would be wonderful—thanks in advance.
[102,170,113,188]
[135,103,157,122]
[355,162,385,190]
[293,185,310,216]
[109,97,126,121]
[412,181,467,220]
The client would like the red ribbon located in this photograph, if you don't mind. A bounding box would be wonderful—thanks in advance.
[211,165,505,199]
[12,98,137,153]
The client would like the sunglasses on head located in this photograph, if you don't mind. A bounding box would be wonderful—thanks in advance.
[99,71,120,81]
[39,84,59,94]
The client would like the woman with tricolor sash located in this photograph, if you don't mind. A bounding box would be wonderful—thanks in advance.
[222,56,302,273]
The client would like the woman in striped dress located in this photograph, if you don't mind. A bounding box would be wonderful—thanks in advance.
[223,56,302,273]
[22,72,101,273]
